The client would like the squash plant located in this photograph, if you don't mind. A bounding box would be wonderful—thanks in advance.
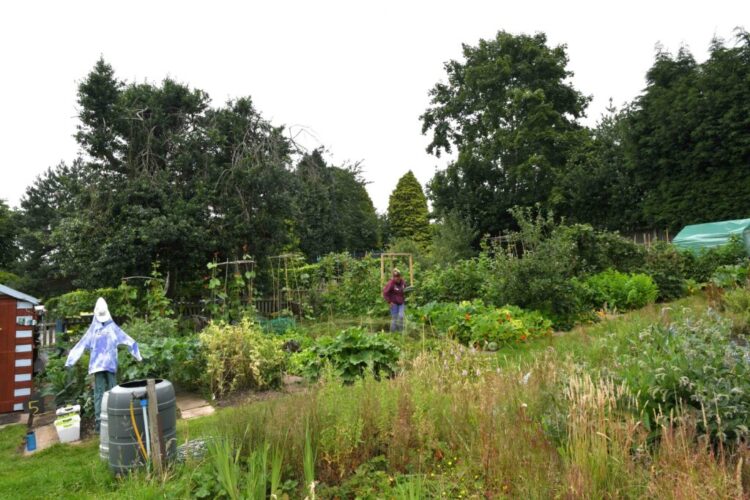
[301,327,400,384]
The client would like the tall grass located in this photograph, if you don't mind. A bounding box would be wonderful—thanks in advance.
[199,293,747,497]
[303,423,317,499]
[208,438,241,500]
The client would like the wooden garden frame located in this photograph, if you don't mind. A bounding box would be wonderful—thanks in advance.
[380,252,414,286]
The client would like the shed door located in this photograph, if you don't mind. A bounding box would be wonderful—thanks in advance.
[0,299,16,412]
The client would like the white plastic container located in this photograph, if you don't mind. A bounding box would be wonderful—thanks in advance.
[56,404,81,417]
[54,414,81,443]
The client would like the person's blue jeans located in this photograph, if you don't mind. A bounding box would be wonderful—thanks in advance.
[390,303,405,332]
[94,370,116,433]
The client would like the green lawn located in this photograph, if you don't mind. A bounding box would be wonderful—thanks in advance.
[0,414,222,499]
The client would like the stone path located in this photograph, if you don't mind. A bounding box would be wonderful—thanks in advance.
[176,393,215,420]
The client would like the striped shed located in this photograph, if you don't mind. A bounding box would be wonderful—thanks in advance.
[0,284,40,413]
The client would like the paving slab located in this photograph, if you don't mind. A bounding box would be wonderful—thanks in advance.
[176,394,210,412]
[176,393,214,420]
[23,423,59,455]
[180,405,215,419]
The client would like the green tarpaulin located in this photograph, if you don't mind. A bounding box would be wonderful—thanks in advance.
[672,218,750,255]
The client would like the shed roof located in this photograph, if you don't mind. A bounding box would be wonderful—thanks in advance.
[0,284,40,305]
[673,218,750,253]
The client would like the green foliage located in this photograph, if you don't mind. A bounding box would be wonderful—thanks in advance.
[199,319,285,397]
[554,103,643,231]
[557,224,645,274]
[313,253,385,317]
[422,31,589,235]
[0,270,26,290]
[577,270,659,311]
[119,334,205,390]
[0,200,18,270]
[205,257,256,323]
[418,212,648,328]
[121,316,180,341]
[710,263,750,289]
[721,287,750,335]
[387,171,430,244]
[417,256,488,304]
[39,355,94,418]
[612,313,750,444]
[296,150,379,258]
[208,438,242,500]
[641,242,690,301]
[15,59,379,299]
[301,327,400,383]
[628,33,750,230]
[46,283,138,321]
[143,262,173,319]
[481,214,587,329]
[413,300,552,348]
[681,237,748,283]
[429,211,478,266]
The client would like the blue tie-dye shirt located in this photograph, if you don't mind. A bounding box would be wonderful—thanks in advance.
[65,319,142,374]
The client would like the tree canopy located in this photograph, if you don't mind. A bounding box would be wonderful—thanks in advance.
[627,33,750,230]
[423,30,750,238]
[13,59,379,297]
[422,31,589,236]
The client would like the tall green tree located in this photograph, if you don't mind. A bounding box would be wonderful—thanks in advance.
[295,150,379,258]
[17,59,384,297]
[628,32,750,229]
[18,60,295,295]
[553,101,642,231]
[387,171,430,244]
[422,31,589,236]
[0,200,18,270]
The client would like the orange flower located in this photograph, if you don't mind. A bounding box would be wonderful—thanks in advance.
[520,334,527,341]
[464,313,471,321]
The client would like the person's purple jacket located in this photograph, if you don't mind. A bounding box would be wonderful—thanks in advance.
[382,278,406,305]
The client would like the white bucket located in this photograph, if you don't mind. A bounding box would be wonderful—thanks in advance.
[54,414,81,443]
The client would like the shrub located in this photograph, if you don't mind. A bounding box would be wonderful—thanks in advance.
[683,236,748,283]
[578,270,658,311]
[39,355,94,418]
[312,253,385,317]
[413,300,552,348]
[710,263,750,289]
[641,242,690,301]
[417,257,489,304]
[301,327,400,383]
[482,233,586,329]
[46,283,139,321]
[119,335,205,391]
[199,319,285,397]
[558,224,645,274]
[612,312,750,444]
[122,317,181,342]
[721,287,750,335]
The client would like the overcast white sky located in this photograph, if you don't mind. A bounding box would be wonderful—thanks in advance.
[0,1,747,213]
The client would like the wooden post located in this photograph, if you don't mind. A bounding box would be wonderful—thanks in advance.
[409,254,414,286]
[146,379,163,474]
[380,254,385,286]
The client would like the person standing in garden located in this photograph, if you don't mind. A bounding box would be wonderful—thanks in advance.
[383,268,407,332]
[65,298,142,433]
